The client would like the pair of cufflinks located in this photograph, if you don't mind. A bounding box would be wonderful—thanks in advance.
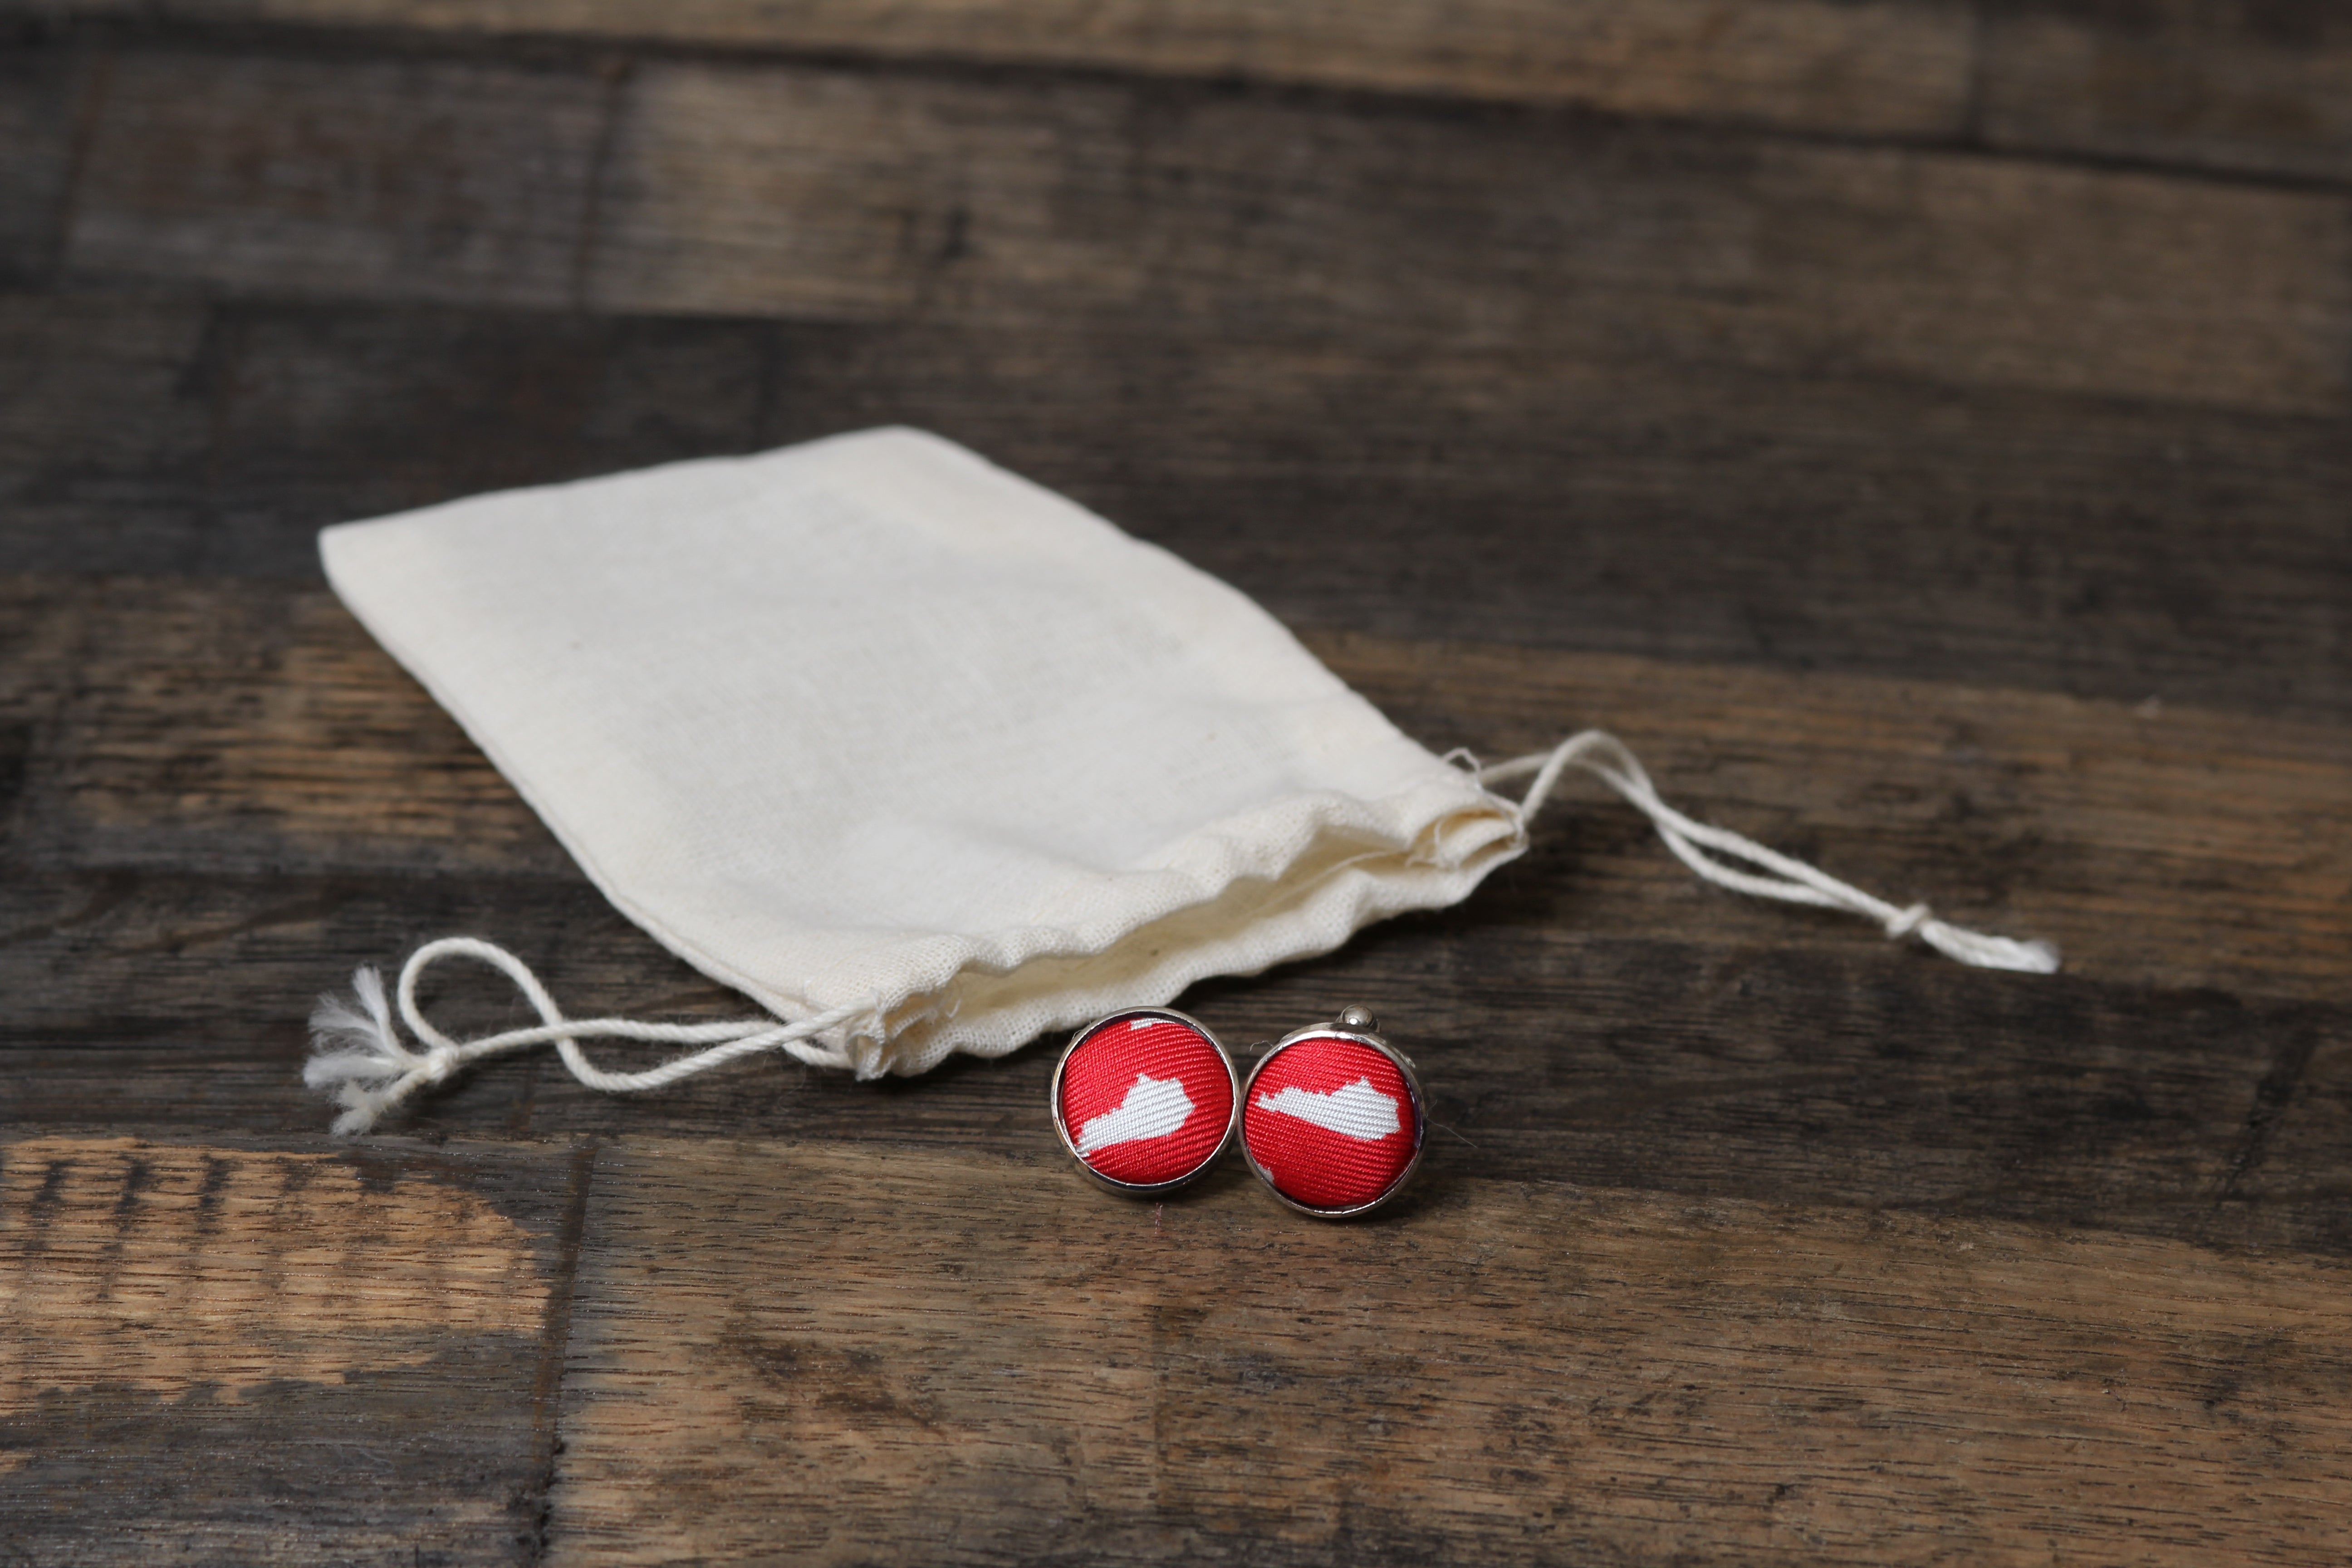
[1048,1005,1426,1218]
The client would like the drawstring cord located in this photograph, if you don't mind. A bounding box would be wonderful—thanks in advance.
[1477,730,2058,974]
[304,936,867,1136]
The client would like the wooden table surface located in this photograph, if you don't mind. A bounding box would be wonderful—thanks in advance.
[4,2,2349,1562]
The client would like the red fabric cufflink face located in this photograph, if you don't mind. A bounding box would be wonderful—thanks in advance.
[1051,1009,1239,1195]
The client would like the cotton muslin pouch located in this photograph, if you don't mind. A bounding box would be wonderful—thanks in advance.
[309,426,2054,1133]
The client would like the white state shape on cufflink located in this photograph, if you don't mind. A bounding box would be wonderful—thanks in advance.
[1077,1072,1196,1154]
[1256,1078,1402,1142]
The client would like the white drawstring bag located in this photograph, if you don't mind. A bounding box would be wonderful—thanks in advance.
[308,426,2054,1134]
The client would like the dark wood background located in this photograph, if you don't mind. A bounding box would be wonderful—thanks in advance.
[3,1,2348,1562]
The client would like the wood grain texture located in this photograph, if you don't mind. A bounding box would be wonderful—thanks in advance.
[1983,0,2352,183]
[0,1134,588,1564]
[2248,1028,2352,1249]
[0,296,773,573]
[0,295,217,565]
[584,60,2352,416]
[43,44,2352,414]
[3,300,2347,721]
[28,3,2352,187]
[6,1,2352,1558]
[550,1137,2352,1565]
[67,48,610,306]
[25,0,1980,138]
[0,36,83,284]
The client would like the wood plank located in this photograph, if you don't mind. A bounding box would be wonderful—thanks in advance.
[975,343,2352,722]
[0,1133,588,1563]
[0,867,589,1135]
[7,576,2341,1003]
[1983,0,2352,184]
[3,299,2347,722]
[0,294,216,569]
[33,1,2352,188]
[586,60,2352,416]
[52,48,2352,416]
[35,0,1979,139]
[5,858,2335,1251]
[548,1137,2352,1563]
[1329,632,2352,1006]
[0,36,85,284]
[1,576,581,877]
[192,305,771,573]
[65,48,609,307]
[193,306,771,550]
[2241,1027,2352,1255]
[0,296,771,574]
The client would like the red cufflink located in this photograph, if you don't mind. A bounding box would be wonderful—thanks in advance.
[1238,1005,1426,1218]
[1050,1007,1239,1195]
[1053,1003,1426,1218]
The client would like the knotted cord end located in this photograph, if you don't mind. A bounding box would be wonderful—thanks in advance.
[1882,903,1931,940]
[1494,730,2061,978]
[302,940,867,1133]
[1917,920,2063,975]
